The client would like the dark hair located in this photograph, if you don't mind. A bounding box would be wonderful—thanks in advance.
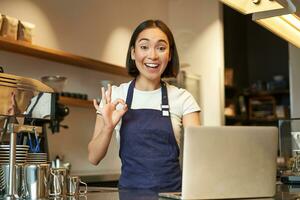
[126,19,179,78]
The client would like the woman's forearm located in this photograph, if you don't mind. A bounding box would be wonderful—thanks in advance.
[88,116,115,165]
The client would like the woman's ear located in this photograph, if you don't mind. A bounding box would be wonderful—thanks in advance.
[131,47,135,60]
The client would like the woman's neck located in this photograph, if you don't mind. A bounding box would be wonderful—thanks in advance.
[135,76,161,91]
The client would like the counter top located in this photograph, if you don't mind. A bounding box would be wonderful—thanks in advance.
[50,184,300,200]
[71,170,120,183]
[79,173,120,183]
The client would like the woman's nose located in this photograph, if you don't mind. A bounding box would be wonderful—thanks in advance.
[148,48,158,59]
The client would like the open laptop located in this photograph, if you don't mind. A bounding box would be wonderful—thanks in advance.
[159,126,278,200]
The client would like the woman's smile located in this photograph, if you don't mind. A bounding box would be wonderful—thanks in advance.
[145,63,159,68]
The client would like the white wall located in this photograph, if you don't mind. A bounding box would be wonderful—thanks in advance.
[0,0,169,66]
[0,0,224,175]
[168,0,224,125]
[289,45,300,118]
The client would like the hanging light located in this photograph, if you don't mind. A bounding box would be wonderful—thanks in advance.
[220,0,300,48]
[252,0,300,48]
[220,0,284,14]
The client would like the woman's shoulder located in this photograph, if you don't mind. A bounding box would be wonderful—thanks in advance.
[166,82,201,113]
[166,82,192,97]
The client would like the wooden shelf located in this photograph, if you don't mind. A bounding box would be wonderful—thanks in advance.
[0,37,129,77]
[225,116,247,121]
[58,96,93,108]
[225,115,288,123]
[243,90,289,97]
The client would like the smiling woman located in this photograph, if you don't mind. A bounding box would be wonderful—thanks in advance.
[88,19,201,192]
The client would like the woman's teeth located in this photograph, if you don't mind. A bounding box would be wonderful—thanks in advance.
[145,63,159,68]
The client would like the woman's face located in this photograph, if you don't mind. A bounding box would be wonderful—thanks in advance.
[131,27,171,82]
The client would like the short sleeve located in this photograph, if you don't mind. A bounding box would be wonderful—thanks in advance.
[182,90,201,115]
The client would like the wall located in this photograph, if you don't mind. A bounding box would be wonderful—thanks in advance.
[168,0,224,125]
[0,0,169,66]
[0,0,224,176]
[289,45,300,118]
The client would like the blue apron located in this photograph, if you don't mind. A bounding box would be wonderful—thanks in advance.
[118,80,181,192]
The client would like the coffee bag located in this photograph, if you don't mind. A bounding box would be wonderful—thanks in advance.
[18,20,35,43]
[0,15,18,40]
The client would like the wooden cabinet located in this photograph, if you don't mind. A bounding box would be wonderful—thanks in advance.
[225,88,290,126]
[248,96,276,120]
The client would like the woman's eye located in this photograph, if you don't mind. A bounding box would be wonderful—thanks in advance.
[157,46,167,51]
[140,45,149,50]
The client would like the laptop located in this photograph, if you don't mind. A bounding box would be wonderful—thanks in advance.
[159,126,278,200]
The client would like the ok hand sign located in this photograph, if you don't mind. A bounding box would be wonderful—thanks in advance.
[93,84,128,129]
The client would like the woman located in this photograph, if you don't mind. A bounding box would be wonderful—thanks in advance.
[88,19,200,192]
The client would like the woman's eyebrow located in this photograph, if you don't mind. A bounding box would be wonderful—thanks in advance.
[137,38,149,43]
[137,38,168,44]
[157,39,168,45]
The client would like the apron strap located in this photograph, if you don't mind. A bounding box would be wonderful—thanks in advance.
[125,80,135,109]
[126,79,170,117]
[161,81,170,117]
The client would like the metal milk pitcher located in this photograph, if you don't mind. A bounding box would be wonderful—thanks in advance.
[48,167,67,196]
[23,163,50,199]
[66,175,87,196]
[0,164,24,198]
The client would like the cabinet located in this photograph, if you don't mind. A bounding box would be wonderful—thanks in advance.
[225,87,290,126]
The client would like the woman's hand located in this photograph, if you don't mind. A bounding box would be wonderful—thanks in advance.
[93,84,128,129]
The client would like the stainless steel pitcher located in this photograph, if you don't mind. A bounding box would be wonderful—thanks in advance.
[23,163,50,199]
[0,164,24,198]
[48,167,67,197]
[66,175,87,196]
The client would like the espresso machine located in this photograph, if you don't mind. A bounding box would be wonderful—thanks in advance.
[0,72,55,199]
[278,118,300,184]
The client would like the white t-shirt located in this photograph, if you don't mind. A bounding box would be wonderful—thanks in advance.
[110,80,201,147]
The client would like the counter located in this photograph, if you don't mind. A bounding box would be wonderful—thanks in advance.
[47,184,300,200]
[79,173,120,184]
